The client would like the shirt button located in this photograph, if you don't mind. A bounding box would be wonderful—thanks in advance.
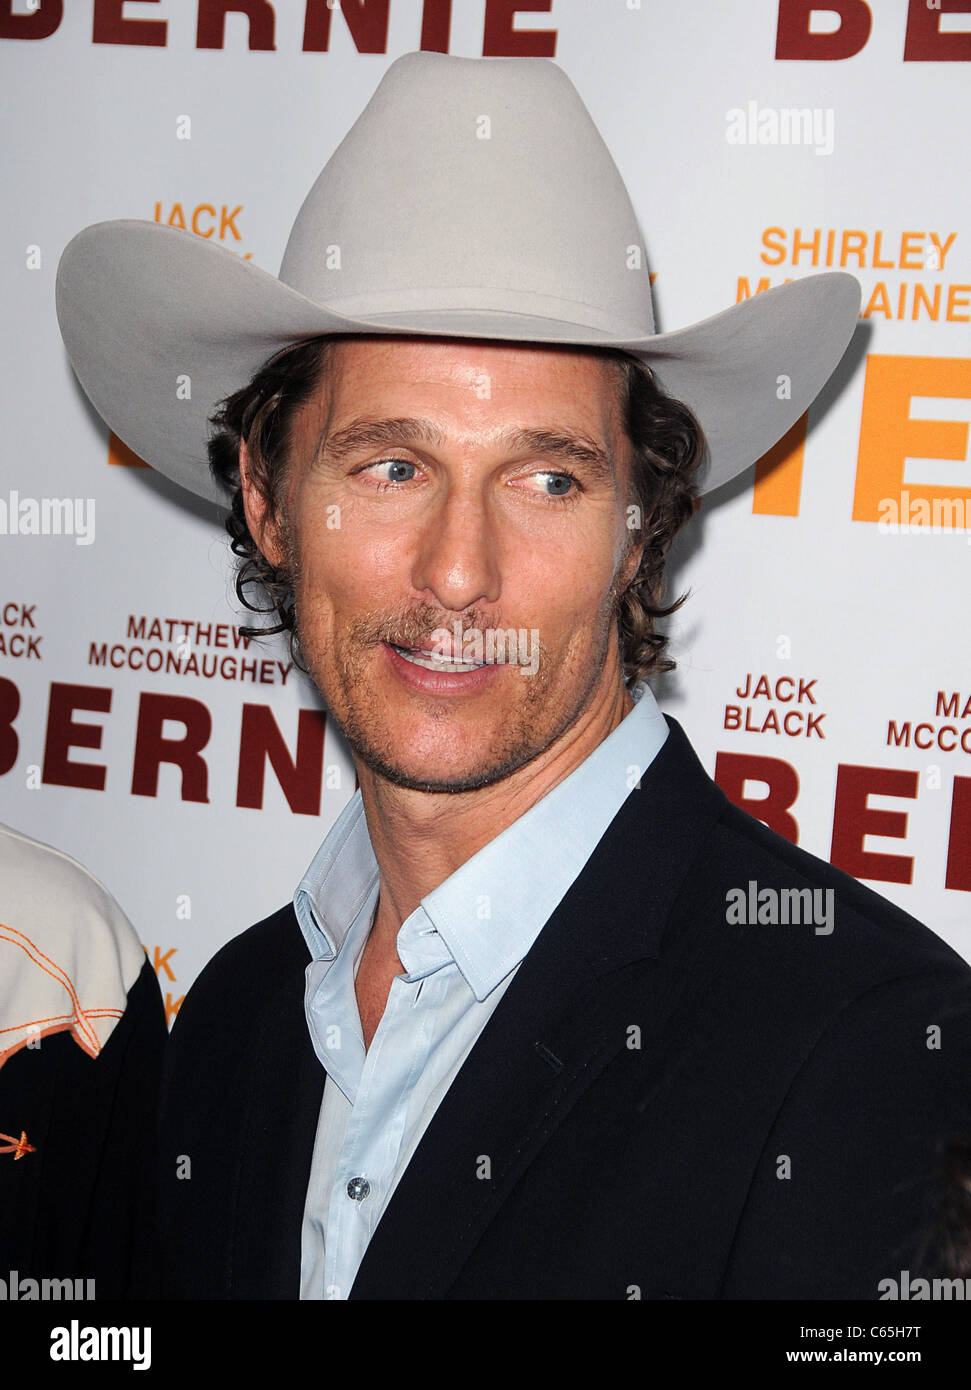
[346,1176,371,1202]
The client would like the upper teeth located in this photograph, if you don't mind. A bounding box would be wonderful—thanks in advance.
[393,644,484,672]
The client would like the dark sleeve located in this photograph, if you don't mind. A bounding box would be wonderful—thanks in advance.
[720,967,971,1299]
[83,955,168,1298]
[0,956,167,1299]
[76,956,167,1289]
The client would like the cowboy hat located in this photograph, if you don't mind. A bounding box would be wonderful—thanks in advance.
[55,51,860,506]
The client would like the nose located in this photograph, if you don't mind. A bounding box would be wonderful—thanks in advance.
[410,480,502,614]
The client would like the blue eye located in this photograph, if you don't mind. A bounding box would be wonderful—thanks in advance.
[372,459,416,483]
[538,472,575,496]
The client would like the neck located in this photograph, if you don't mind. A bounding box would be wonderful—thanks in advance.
[355,664,634,957]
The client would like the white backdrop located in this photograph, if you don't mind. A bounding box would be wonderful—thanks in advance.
[1,0,969,1022]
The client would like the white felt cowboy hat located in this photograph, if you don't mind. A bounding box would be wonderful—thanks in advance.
[55,51,860,506]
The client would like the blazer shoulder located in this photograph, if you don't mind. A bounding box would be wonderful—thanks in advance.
[195,900,306,985]
[707,794,969,983]
[168,902,306,1049]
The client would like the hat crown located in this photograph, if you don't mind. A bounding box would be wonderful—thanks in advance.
[279,52,655,339]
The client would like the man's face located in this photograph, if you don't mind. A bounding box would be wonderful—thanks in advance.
[244,337,641,793]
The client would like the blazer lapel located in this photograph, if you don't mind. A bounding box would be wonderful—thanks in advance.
[229,940,325,1298]
[350,717,728,1299]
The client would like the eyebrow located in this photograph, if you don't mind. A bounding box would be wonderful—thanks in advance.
[314,416,617,483]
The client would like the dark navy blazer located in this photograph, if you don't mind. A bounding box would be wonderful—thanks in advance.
[158,717,971,1299]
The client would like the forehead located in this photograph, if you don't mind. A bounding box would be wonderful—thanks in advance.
[290,336,626,461]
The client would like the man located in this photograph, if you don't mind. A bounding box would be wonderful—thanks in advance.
[56,53,970,1299]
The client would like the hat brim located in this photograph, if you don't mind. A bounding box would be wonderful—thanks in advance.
[56,219,860,506]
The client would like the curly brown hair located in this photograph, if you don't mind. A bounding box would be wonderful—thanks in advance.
[206,335,707,684]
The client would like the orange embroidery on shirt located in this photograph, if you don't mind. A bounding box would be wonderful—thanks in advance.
[0,922,124,1066]
[0,1013,74,1036]
[0,1130,35,1160]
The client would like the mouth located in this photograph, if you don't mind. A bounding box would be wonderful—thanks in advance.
[388,642,486,674]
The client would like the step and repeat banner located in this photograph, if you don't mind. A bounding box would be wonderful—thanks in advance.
[1,0,969,1018]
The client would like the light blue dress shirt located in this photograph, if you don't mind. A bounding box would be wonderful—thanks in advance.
[294,681,669,1299]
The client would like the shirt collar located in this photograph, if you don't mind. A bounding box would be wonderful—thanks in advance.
[294,682,668,1000]
[293,794,377,962]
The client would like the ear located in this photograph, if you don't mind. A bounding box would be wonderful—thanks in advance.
[239,438,286,568]
[618,504,646,592]
[620,537,644,591]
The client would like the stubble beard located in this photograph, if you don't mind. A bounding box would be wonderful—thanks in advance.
[313,606,619,794]
[279,513,629,795]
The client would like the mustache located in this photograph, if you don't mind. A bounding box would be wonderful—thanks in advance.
[347,600,501,649]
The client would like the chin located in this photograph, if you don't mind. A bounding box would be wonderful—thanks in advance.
[363,741,544,795]
[366,763,516,795]
[343,717,558,795]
